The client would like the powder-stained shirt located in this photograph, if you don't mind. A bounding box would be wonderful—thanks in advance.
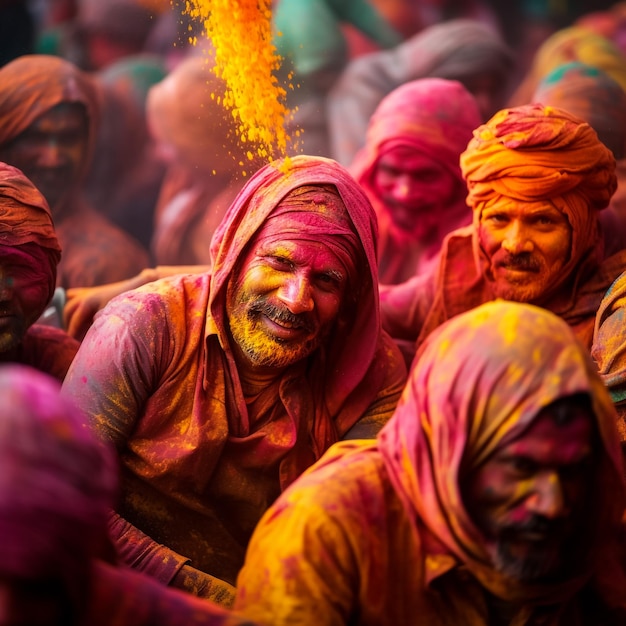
[62,155,407,587]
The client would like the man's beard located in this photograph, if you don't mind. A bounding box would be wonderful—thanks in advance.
[229,298,326,369]
[489,252,556,303]
[492,515,582,582]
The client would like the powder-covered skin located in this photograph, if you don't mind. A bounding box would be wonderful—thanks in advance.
[379,103,626,357]
[0,54,150,288]
[235,301,626,625]
[61,155,407,601]
[349,77,481,285]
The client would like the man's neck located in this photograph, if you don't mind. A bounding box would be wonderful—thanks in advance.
[231,344,286,398]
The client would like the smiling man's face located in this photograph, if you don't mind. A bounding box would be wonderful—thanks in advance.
[226,234,348,374]
[478,199,572,304]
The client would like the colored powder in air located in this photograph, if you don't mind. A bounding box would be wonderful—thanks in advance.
[184,0,293,169]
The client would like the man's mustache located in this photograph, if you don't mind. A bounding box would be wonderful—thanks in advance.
[248,300,316,334]
[500,515,565,541]
[496,253,541,272]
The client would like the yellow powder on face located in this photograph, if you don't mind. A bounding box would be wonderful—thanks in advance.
[183,0,292,170]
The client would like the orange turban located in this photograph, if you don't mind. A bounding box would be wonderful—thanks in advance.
[460,103,617,270]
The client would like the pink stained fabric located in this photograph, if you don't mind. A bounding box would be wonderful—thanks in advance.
[350,77,480,284]
[0,54,150,288]
[0,363,261,626]
[0,364,117,607]
[62,154,407,589]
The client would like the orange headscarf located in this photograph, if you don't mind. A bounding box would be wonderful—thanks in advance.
[0,161,61,319]
[461,103,616,298]
[379,300,626,609]
[0,55,99,184]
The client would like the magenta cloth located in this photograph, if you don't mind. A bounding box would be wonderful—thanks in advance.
[350,77,480,284]
[0,364,117,603]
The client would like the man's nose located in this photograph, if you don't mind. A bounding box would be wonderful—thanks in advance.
[277,274,314,314]
[390,175,413,202]
[526,472,568,520]
[501,222,534,254]
[38,138,63,166]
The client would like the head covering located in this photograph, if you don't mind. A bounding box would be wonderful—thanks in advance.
[327,18,514,165]
[0,364,117,605]
[209,154,382,440]
[0,161,60,316]
[508,25,626,107]
[532,61,626,159]
[350,77,480,283]
[352,77,481,183]
[379,300,625,606]
[460,103,616,295]
[147,53,251,174]
[0,54,99,182]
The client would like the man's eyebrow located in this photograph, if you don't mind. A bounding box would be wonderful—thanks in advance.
[322,269,345,282]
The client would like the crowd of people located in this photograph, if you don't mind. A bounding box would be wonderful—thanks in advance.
[2,0,626,624]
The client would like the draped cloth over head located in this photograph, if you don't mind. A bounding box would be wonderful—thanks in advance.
[327,18,514,165]
[379,300,625,609]
[350,77,480,284]
[460,103,617,298]
[0,54,99,182]
[508,25,626,107]
[0,364,117,605]
[0,161,61,317]
[209,155,383,455]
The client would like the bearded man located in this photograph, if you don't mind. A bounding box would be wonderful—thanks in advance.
[61,155,407,606]
[380,103,626,363]
[235,300,626,625]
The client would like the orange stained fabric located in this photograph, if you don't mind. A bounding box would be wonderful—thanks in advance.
[235,301,626,624]
[61,154,407,588]
[0,54,99,182]
[0,161,60,309]
[592,270,626,426]
[380,104,626,356]
[349,77,480,284]
[508,26,626,107]
[0,54,151,287]
[148,54,256,266]
[0,163,78,379]
[530,61,626,256]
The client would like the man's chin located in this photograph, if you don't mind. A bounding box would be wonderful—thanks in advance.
[490,280,547,304]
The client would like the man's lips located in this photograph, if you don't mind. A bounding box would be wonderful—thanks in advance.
[250,302,315,341]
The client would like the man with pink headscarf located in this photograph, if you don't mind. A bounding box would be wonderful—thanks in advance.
[235,300,626,624]
[380,103,626,362]
[0,363,260,625]
[350,77,481,284]
[61,155,407,606]
[0,161,78,380]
